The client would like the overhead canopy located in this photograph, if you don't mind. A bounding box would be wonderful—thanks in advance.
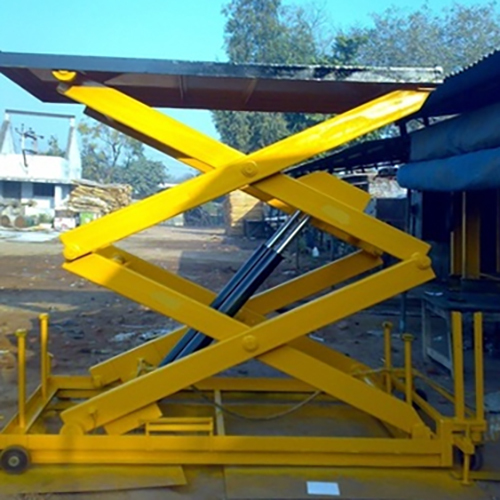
[419,50,500,117]
[0,52,441,114]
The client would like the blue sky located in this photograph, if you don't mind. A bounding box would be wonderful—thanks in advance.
[0,0,494,177]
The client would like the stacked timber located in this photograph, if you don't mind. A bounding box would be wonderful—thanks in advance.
[67,180,132,214]
[224,191,263,235]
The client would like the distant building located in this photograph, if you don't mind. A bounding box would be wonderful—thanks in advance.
[0,110,81,224]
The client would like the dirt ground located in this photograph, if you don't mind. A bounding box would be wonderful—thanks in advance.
[0,225,428,417]
[0,225,499,498]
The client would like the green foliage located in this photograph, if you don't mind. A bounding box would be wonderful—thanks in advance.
[117,156,167,198]
[214,0,500,156]
[43,135,65,157]
[337,2,500,75]
[213,0,325,153]
[328,34,369,66]
[78,120,168,198]
[222,0,317,64]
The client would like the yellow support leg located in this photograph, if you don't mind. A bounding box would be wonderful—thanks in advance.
[452,312,465,420]
[474,313,484,423]
[39,314,49,401]
[462,192,481,279]
[15,329,27,431]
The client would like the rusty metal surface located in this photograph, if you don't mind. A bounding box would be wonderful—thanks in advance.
[0,52,441,114]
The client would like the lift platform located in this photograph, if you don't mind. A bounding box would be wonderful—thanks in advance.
[0,54,488,488]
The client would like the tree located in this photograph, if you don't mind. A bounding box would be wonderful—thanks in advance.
[335,2,500,75]
[117,156,167,198]
[43,135,65,157]
[214,1,500,157]
[78,120,168,198]
[213,0,321,153]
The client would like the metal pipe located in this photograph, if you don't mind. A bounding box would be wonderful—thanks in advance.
[159,243,269,366]
[275,215,310,254]
[175,248,283,359]
[40,313,49,400]
[402,333,413,405]
[15,329,27,430]
[474,312,484,421]
[266,211,301,248]
[452,311,465,420]
[383,321,393,393]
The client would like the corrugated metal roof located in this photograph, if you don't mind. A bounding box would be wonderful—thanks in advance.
[419,49,500,117]
[289,136,409,176]
[0,52,442,114]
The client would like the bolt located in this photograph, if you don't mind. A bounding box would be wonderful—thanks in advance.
[52,70,77,82]
[412,252,432,270]
[241,161,258,178]
[242,335,258,352]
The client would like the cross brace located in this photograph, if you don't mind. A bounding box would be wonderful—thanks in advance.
[49,71,434,442]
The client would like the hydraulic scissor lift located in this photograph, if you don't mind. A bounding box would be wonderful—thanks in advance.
[0,69,487,484]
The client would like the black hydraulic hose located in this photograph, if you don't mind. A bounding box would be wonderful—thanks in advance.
[158,211,306,367]
[173,248,283,359]
[159,214,300,366]
[158,243,268,367]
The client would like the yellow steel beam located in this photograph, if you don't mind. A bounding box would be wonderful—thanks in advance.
[83,250,380,385]
[0,433,444,467]
[53,79,244,169]
[452,312,465,420]
[474,312,485,423]
[86,105,377,253]
[58,83,429,260]
[61,257,432,434]
[461,191,481,279]
[64,253,245,337]
[247,250,381,316]
[257,173,430,260]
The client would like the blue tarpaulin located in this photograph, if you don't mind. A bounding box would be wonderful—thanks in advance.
[397,146,500,191]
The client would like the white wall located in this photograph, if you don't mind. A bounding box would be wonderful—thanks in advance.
[0,153,81,182]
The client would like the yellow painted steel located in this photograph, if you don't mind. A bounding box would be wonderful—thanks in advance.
[383,321,393,393]
[60,258,432,434]
[213,390,225,436]
[0,432,445,467]
[452,312,465,420]
[462,192,481,279]
[402,334,414,405]
[57,82,429,260]
[86,249,381,385]
[39,314,49,400]
[104,404,162,436]
[474,313,484,423]
[7,72,485,478]
[15,329,27,430]
[145,418,214,436]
